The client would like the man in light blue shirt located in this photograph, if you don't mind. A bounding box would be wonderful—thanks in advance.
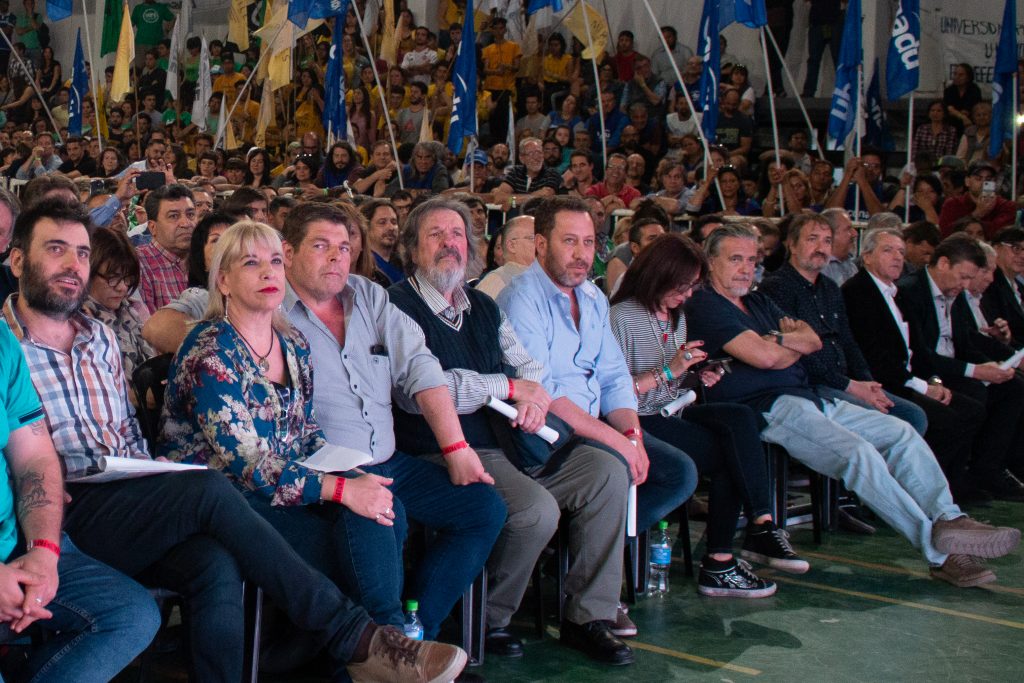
[497,195,697,571]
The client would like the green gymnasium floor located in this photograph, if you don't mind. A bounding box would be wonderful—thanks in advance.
[479,500,1024,683]
[124,499,1024,682]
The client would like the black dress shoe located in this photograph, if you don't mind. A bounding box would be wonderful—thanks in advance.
[559,620,634,666]
[455,673,487,682]
[484,627,524,658]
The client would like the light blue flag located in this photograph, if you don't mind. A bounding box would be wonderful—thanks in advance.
[827,0,861,149]
[321,0,352,140]
[697,0,721,144]
[47,0,72,22]
[68,30,88,136]
[527,0,563,16]
[288,0,348,29]
[990,0,1017,159]
[865,60,894,152]
[886,0,919,99]
[719,0,766,30]
[448,0,477,155]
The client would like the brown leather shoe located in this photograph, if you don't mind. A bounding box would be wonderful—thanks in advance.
[348,626,467,683]
[929,554,997,588]
[931,516,1021,558]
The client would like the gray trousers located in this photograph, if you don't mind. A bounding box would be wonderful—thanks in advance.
[429,443,628,626]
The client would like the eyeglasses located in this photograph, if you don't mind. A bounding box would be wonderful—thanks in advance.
[999,243,1024,254]
[97,273,136,291]
[669,281,702,297]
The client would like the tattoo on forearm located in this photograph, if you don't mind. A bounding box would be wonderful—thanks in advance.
[29,421,46,436]
[17,470,52,517]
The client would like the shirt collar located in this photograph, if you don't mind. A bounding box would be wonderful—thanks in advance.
[527,259,600,303]
[2,294,94,347]
[867,270,897,299]
[410,273,471,316]
[282,279,354,317]
[149,239,185,266]
[925,267,947,302]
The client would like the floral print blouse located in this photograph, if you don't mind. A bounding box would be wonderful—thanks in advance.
[158,318,327,506]
[81,295,156,381]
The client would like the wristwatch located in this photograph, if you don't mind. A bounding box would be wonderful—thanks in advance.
[769,330,784,345]
[927,376,943,387]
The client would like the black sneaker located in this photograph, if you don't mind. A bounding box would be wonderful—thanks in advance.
[740,520,810,574]
[697,558,777,598]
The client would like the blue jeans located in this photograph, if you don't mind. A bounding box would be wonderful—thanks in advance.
[66,471,374,682]
[248,451,506,640]
[635,434,698,533]
[762,395,962,565]
[0,534,160,683]
[815,385,929,436]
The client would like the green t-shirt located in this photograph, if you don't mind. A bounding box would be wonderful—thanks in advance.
[0,323,46,562]
[15,13,39,50]
[163,109,191,127]
[131,1,174,47]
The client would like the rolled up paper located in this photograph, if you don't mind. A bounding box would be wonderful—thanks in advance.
[486,396,559,444]
[659,390,697,418]
[626,483,637,537]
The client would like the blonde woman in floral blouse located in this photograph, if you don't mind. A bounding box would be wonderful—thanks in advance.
[160,222,401,615]
[82,227,156,382]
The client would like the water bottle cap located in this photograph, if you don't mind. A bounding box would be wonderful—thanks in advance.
[658,520,669,530]
[405,599,419,611]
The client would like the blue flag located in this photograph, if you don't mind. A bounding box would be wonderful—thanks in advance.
[321,0,352,141]
[289,0,349,29]
[990,0,1017,159]
[527,0,563,15]
[719,0,766,30]
[865,60,894,152]
[448,0,477,155]
[68,30,88,136]
[47,0,72,22]
[827,0,861,148]
[697,0,721,144]
[886,0,919,99]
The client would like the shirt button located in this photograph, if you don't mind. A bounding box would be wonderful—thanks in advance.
[353,384,358,390]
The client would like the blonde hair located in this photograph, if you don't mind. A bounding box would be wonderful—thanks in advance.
[204,220,291,333]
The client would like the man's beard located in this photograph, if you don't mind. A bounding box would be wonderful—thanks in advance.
[421,247,466,294]
[21,259,86,319]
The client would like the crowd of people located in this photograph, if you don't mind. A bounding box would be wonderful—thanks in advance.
[0,1,1022,681]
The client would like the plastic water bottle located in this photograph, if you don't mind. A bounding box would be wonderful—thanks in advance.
[403,600,424,640]
[648,520,671,596]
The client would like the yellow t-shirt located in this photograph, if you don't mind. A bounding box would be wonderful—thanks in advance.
[543,54,573,83]
[482,40,522,92]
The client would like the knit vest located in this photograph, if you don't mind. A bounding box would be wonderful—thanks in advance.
[388,280,505,454]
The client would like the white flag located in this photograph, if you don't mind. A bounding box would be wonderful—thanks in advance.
[165,18,181,101]
[215,91,228,149]
[191,36,211,132]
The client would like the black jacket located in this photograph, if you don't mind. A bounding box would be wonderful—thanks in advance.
[842,268,916,390]
[980,268,1024,348]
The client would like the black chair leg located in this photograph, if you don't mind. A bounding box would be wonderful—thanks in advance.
[556,521,569,626]
[459,573,487,667]
[531,561,545,638]
[677,506,694,577]
[242,582,263,683]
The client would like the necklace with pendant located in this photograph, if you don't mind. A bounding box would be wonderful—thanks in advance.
[228,317,274,373]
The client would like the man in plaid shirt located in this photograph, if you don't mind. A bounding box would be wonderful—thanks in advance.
[136,184,195,313]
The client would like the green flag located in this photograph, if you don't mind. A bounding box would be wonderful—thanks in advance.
[101,0,123,57]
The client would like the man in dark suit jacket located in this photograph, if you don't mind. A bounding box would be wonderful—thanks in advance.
[896,234,1024,501]
[981,227,1024,347]
[843,227,985,503]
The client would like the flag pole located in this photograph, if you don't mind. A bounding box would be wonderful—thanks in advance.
[353,0,404,189]
[759,26,784,216]
[1013,72,1018,201]
[80,0,103,151]
[854,62,863,221]
[639,0,725,207]
[577,0,607,171]
[0,29,63,143]
[904,94,914,222]
[764,25,825,159]
[221,19,288,151]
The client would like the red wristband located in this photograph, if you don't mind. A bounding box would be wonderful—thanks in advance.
[622,427,643,442]
[331,477,345,503]
[27,538,60,558]
[441,440,469,456]
[507,378,515,400]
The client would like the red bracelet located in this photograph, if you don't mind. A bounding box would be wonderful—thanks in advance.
[622,427,643,442]
[507,378,516,400]
[331,477,345,503]
[441,440,470,456]
[27,538,60,558]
